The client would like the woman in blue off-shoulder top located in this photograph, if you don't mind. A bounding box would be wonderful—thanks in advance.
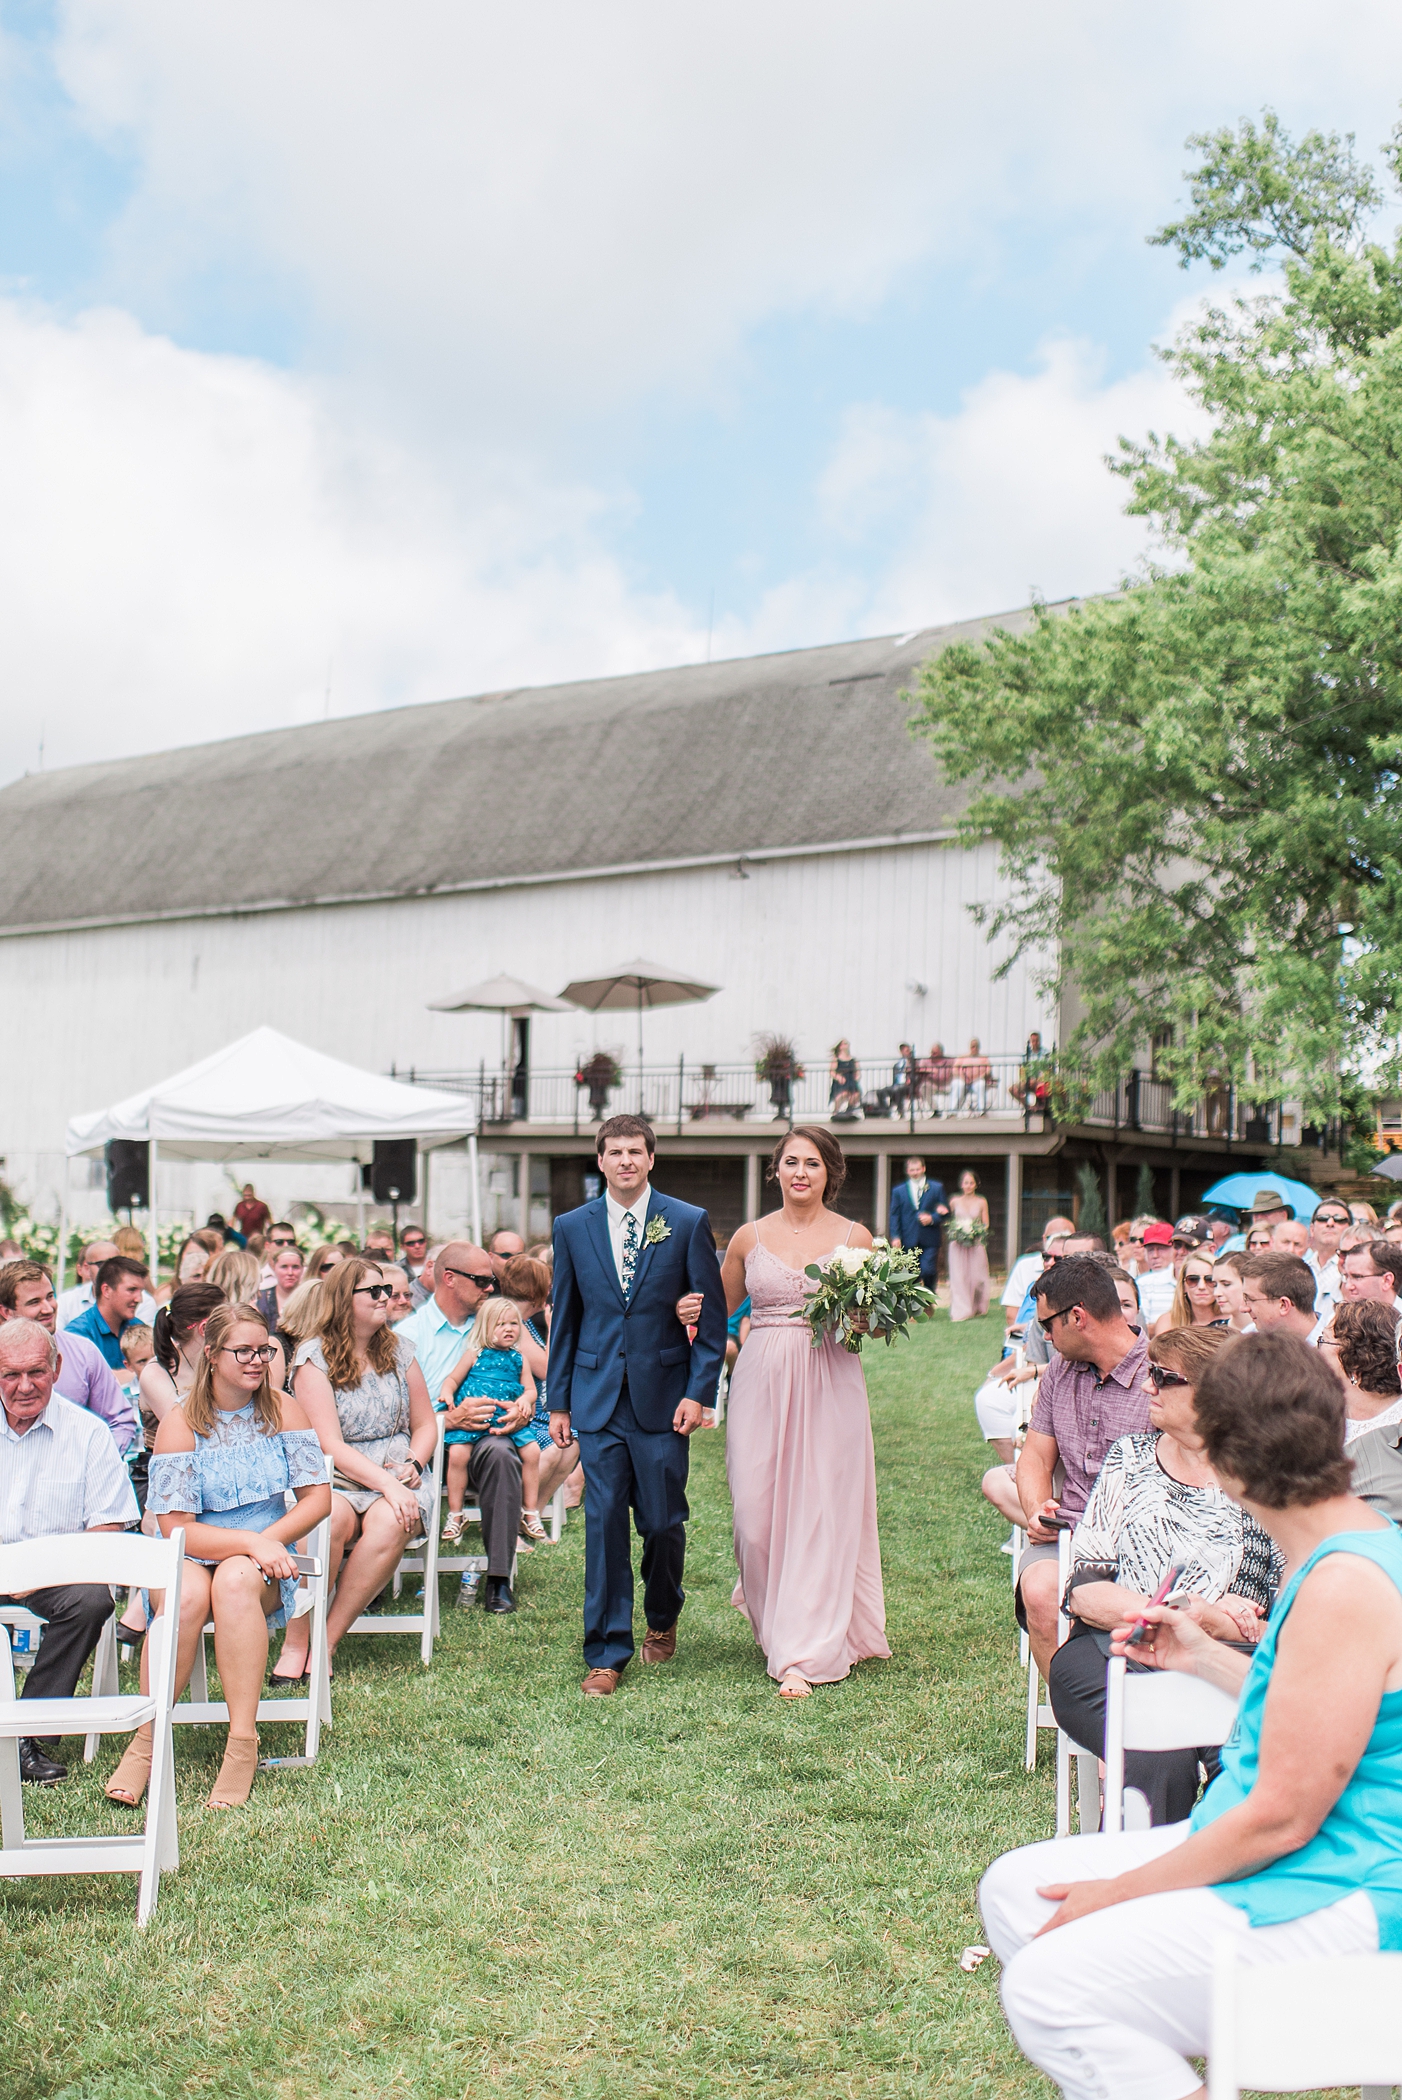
[104,1300,330,1814]
[979,1332,1402,2100]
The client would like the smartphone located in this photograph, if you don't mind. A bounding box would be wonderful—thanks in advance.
[1041,1512,1075,1531]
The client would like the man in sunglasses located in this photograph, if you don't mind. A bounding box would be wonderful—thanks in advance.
[1307,1201,1351,1315]
[394,1242,522,1613]
[1015,1255,1149,1679]
[399,1226,431,1305]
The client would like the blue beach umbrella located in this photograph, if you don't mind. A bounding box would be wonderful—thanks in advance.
[1197,1170,1325,1220]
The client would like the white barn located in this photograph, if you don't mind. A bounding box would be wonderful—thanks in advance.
[0,606,1275,1263]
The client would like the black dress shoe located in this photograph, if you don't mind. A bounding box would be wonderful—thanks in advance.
[18,1739,67,1785]
[482,1577,516,1614]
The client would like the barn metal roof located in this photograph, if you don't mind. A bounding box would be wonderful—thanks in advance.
[0,604,1041,935]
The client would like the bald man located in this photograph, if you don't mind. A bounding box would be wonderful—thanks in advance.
[395,1241,525,1613]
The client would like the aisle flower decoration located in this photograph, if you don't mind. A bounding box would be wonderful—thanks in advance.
[800,1239,937,1353]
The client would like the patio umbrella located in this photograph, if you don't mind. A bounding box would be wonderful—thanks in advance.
[426,976,576,1239]
[1371,1155,1402,1181]
[1198,1170,1325,1219]
[558,959,719,1067]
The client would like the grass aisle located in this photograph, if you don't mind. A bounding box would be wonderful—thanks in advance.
[6,1314,1058,2099]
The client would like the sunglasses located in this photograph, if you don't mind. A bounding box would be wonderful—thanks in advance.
[1042,1303,1083,1329]
[442,1265,495,1290]
[402,1235,427,1249]
[1314,1214,1350,1227]
[1147,1364,1190,1389]
[1183,1270,1216,1286]
[353,1283,394,1302]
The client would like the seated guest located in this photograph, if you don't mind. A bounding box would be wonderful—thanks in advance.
[378,1265,415,1325]
[1237,1251,1319,1339]
[1149,1246,1222,1337]
[501,1251,583,1531]
[1015,1255,1150,1681]
[363,1227,396,1263]
[1134,1222,1178,1323]
[118,1322,154,1408]
[104,1301,330,1811]
[0,1318,138,1785]
[304,1243,347,1284]
[1211,1252,1255,1333]
[272,1258,437,1675]
[1320,1298,1402,1442]
[65,1256,148,1370]
[980,1333,1402,2099]
[141,1284,226,1440]
[55,1238,118,1327]
[0,1259,137,1451]
[1340,1235,1402,1310]
[256,1240,305,1342]
[156,1229,222,1305]
[487,1228,525,1284]
[1049,1326,1283,1824]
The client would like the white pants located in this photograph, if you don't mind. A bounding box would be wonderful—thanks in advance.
[974,1376,1021,1441]
[978,1825,1377,2100]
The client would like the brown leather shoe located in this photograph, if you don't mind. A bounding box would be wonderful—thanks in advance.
[581,1667,622,1697]
[642,1622,677,1664]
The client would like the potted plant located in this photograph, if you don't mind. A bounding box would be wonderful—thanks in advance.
[575,1049,624,1121]
[754,1033,805,1121]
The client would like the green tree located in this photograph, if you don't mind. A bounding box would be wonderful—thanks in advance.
[1074,1160,1108,1240]
[912,110,1402,1120]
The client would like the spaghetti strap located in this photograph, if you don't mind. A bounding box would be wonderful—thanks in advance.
[843,1219,856,1245]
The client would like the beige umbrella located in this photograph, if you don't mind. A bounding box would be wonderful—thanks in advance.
[558,959,719,1075]
[427,974,577,1236]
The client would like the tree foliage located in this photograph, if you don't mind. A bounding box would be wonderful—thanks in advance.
[912,110,1402,1118]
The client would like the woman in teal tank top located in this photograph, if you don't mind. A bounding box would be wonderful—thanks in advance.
[979,1332,1402,2100]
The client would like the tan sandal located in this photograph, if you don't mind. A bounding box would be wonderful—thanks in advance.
[207,1732,259,1809]
[105,1732,153,1806]
[520,1509,549,1542]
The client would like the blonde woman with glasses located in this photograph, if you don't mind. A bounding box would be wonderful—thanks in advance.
[104,1301,329,1812]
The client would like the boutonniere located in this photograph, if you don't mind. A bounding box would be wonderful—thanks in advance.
[644,1216,672,1246]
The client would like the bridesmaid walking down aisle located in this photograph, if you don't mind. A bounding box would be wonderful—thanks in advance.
[721,1126,891,1699]
[946,1168,991,1322]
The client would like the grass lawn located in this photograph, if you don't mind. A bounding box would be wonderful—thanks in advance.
[6,1312,1064,2099]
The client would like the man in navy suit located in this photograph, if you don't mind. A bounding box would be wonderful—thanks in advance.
[548,1115,726,1695]
[888,1154,948,1288]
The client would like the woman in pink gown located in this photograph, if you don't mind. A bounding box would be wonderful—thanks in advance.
[721,1125,891,1698]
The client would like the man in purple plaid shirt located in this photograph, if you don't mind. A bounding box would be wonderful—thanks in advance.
[1016,1254,1149,1678]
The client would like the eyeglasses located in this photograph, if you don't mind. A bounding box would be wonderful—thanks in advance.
[1147,1364,1190,1389]
[442,1266,495,1289]
[1042,1303,1083,1329]
[353,1283,394,1302]
[222,1345,276,1366]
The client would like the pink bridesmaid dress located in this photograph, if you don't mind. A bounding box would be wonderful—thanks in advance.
[725,1227,891,1684]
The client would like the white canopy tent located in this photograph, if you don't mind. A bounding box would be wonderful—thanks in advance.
[63,1026,484,1283]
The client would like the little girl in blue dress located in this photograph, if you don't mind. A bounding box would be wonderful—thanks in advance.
[437,1298,543,1543]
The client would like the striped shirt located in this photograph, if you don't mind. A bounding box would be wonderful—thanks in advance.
[0,1395,139,1543]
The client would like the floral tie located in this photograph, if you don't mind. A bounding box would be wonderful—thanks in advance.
[621,1210,640,1298]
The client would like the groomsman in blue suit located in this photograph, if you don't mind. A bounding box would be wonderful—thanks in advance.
[548,1116,726,1696]
[888,1155,948,1288]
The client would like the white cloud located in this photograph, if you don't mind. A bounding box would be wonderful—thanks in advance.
[0,300,700,777]
[724,330,1214,651]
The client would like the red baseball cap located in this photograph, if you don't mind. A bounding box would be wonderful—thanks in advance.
[1142,1222,1174,1246]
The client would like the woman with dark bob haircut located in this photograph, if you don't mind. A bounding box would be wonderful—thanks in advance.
[979,1332,1402,2100]
[719,1125,890,1699]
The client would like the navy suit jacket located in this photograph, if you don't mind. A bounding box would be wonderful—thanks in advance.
[547,1189,727,1434]
[888,1178,946,1251]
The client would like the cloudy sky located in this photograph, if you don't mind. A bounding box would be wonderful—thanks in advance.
[3,1,1402,778]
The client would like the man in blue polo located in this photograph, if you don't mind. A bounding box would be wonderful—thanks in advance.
[63,1256,146,1371]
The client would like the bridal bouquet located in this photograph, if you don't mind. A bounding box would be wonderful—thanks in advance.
[800,1240,938,1354]
[946,1215,989,1248]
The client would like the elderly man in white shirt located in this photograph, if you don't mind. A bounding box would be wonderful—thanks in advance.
[0,1318,138,1786]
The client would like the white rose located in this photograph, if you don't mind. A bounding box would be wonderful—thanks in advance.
[827,1246,869,1277]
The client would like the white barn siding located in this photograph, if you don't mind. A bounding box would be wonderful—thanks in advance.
[0,836,1053,1224]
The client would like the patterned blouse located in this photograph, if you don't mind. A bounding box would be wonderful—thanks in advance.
[1068,1430,1284,1613]
[293,1333,435,1533]
[145,1401,325,1627]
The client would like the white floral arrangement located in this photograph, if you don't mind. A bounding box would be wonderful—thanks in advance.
[946,1215,989,1248]
[800,1238,938,1354]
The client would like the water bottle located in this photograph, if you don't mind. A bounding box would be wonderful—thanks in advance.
[457,1570,482,1608]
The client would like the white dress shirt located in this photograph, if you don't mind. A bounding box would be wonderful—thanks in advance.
[1305,1248,1341,1316]
[605,1187,653,1289]
[1136,1267,1178,1321]
[0,1394,139,1543]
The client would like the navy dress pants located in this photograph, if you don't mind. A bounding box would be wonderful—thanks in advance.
[917,1243,941,1288]
[576,1383,689,1671]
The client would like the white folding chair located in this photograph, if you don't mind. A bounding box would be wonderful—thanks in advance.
[1103,1652,1240,1832]
[0,1601,120,1765]
[0,1530,184,1927]
[1209,1943,1402,2099]
[1023,1529,1098,1835]
[177,1494,334,1761]
[356,1421,487,1663]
